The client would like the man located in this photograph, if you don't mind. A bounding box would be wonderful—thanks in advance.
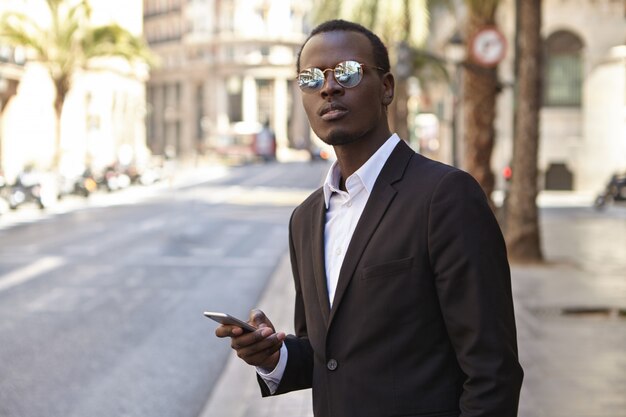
[215,19,523,417]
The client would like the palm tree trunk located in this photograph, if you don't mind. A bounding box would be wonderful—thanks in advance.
[394,77,410,141]
[52,76,69,171]
[505,0,543,262]
[462,14,499,208]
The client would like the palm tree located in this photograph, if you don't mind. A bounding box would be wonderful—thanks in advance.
[505,0,543,262]
[461,0,502,209]
[0,0,153,170]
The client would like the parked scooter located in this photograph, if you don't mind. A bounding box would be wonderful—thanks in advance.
[8,166,52,210]
[0,170,7,195]
[0,170,9,214]
[58,168,98,199]
[76,169,98,197]
[594,172,626,210]
[98,163,131,192]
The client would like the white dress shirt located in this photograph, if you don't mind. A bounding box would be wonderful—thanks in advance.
[257,134,401,392]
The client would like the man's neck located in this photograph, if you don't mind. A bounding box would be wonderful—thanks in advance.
[333,131,391,187]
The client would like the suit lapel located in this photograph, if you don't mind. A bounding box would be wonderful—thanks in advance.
[328,140,414,325]
[310,193,331,325]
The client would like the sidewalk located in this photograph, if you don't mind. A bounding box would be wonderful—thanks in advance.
[199,202,626,417]
[0,164,229,229]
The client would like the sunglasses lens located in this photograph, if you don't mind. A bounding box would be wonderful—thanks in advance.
[298,68,324,91]
[297,61,364,91]
[335,61,362,88]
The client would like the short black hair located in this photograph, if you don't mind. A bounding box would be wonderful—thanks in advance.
[296,19,390,73]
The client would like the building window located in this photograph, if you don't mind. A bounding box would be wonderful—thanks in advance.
[256,79,273,126]
[543,30,584,107]
[227,76,242,123]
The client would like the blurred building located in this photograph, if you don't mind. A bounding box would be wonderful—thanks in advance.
[0,44,25,175]
[0,0,26,178]
[0,0,148,181]
[143,0,313,161]
[426,0,625,193]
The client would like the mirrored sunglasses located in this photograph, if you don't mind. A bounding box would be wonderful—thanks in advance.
[297,60,385,92]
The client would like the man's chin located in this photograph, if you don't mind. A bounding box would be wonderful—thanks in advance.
[321,129,359,147]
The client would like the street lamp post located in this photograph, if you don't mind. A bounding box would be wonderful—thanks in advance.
[395,41,413,143]
[444,31,465,168]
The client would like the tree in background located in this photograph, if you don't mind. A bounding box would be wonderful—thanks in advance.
[462,0,502,208]
[0,0,153,170]
[505,0,543,262]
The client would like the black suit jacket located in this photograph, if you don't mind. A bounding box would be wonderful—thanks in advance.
[259,140,523,417]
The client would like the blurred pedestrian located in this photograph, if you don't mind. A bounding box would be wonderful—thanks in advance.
[215,19,523,417]
[254,120,276,162]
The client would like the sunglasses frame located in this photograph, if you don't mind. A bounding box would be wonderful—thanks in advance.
[297,60,386,92]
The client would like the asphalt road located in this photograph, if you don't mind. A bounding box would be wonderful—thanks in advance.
[0,160,329,417]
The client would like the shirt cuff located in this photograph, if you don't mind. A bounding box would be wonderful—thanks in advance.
[256,343,288,394]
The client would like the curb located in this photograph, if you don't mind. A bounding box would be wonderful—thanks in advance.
[198,253,313,417]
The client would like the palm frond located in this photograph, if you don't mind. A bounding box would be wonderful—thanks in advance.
[412,48,449,83]
[311,0,342,25]
[66,0,92,22]
[373,0,429,46]
[0,12,49,59]
[351,0,379,29]
[82,24,155,66]
[464,0,500,20]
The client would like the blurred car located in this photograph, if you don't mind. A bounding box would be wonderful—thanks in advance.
[208,122,277,164]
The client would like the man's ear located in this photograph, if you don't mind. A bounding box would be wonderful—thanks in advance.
[382,72,395,105]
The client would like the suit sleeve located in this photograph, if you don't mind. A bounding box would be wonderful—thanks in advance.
[258,209,314,396]
[428,170,523,416]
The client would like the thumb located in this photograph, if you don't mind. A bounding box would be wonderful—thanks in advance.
[250,309,274,330]
[250,309,267,326]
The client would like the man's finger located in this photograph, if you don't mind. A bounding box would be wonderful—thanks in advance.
[243,333,282,354]
[239,338,282,363]
[244,341,282,364]
[215,324,243,338]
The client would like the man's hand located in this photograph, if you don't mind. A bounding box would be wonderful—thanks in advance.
[215,309,286,370]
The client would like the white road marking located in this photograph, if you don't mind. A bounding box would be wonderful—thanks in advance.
[0,256,65,292]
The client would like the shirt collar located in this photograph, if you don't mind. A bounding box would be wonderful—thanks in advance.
[323,133,401,209]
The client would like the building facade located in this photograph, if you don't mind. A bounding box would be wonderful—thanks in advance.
[425,0,625,193]
[143,0,313,161]
[0,0,148,181]
[0,45,25,176]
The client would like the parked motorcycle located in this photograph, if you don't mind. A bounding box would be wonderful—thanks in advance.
[98,164,131,192]
[8,166,54,210]
[58,168,98,199]
[594,172,626,210]
[0,171,7,195]
[0,170,9,214]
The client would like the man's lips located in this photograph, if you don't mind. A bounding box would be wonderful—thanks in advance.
[319,103,348,121]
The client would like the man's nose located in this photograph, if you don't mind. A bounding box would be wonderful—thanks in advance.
[320,71,344,97]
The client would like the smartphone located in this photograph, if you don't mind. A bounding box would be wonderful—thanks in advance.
[203,311,257,333]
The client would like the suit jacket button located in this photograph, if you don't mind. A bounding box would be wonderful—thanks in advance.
[327,359,338,371]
